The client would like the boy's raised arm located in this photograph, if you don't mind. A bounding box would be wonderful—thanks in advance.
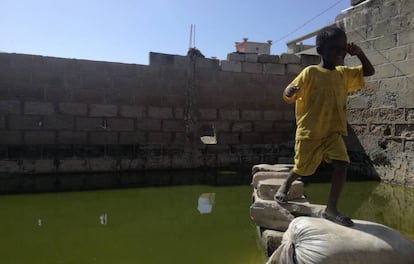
[347,43,375,76]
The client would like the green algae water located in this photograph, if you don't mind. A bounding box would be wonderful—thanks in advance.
[0,185,266,264]
[1,180,413,264]
[305,181,414,241]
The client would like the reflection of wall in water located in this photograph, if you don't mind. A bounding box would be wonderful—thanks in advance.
[352,183,414,240]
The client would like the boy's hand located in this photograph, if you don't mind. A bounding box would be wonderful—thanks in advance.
[284,86,300,97]
[346,43,363,56]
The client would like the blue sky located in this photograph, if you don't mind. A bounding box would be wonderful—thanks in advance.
[1,0,350,65]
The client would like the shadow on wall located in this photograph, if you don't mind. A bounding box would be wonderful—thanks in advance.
[344,123,381,181]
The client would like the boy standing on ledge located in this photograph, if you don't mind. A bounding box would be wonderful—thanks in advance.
[274,27,375,227]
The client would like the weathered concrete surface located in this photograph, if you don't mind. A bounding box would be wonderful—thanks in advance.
[251,171,290,188]
[257,178,304,201]
[250,190,325,231]
[340,0,414,186]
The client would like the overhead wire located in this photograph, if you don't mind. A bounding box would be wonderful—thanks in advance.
[273,0,344,45]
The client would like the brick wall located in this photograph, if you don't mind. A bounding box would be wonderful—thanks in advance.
[0,50,319,183]
[340,0,414,186]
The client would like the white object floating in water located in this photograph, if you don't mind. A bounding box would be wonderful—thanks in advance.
[37,219,42,226]
[197,193,216,214]
[99,214,108,225]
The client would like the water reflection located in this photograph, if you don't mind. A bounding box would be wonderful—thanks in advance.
[353,183,414,240]
[197,193,216,214]
[100,213,108,225]
[306,181,414,241]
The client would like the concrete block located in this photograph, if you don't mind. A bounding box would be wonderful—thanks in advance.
[8,115,43,130]
[241,110,262,120]
[24,101,54,115]
[24,131,56,144]
[227,53,245,62]
[22,160,56,173]
[231,122,252,132]
[149,52,175,66]
[89,104,117,117]
[147,132,172,144]
[107,118,134,131]
[373,35,398,51]
[89,132,118,144]
[0,116,5,129]
[253,190,325,218]
[264,110,283,121]
[0,100,21,114]
[88,158,119,172]
[58,131,88,144]
[372,63,396,79]
[119,132,146,144]
[399,29,414,46]
[43,115,74,130]
[57,159,87,173]
[220,60,242,72]
[252,164,293,175]
[0,131,22,144]
[300,54,320,65]
[257,178,304,201]
[250,191,294,231]
[263,63,285,75]
[0,160,21,173]
[73,89,105,104]
[219,110,240,120]
[137,119,162,131]
[395,59,414,78]
[148,106,173,119]
[195,57,220,69]
[252,171,290,188]
[242,62,263,74]
[258,54,279,63]
[217,132,239,144]
[253,121,273,133]
[287,64,304,75]
[198,109,217,120]
[279,53,300,64]
[120,158,146,171]
[76,117,104,130]
[245,53,258,63]
[119,105,146,118]
[348,95,369,108]
[162,120,185,132]
[74,145,104,158]
[261,229,285,257]
[58,102,87,116]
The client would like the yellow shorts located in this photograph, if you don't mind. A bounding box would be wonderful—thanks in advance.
[293,133,350,176]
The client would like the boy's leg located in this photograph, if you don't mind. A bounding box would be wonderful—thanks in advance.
[324,160,354,226]
[274,169,300,203]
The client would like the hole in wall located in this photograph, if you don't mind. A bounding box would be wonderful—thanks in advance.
[199,123,217,145]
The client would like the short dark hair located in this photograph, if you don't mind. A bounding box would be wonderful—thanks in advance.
[316,27,347,49]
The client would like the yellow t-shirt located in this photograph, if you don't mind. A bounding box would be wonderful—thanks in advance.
[284,65,365,140]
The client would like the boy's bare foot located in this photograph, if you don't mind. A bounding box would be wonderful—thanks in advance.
[322,211,354,227]
[274,184,289,203]
[274,191,288,204]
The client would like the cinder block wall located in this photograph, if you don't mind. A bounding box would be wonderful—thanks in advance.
[341,0,414,186]
[0,51,318,180]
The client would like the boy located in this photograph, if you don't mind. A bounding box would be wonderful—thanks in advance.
[274,27,374,227]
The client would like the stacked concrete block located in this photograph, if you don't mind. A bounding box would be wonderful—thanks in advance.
[342,0,414,186]
[221,52,317,75]
[249,163,325,257]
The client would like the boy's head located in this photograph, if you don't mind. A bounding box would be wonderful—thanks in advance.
[316,27,347,67]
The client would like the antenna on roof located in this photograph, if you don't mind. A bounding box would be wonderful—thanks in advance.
[189,24,196,49]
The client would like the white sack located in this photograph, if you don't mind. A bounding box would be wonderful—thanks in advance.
[268,216,414,264]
